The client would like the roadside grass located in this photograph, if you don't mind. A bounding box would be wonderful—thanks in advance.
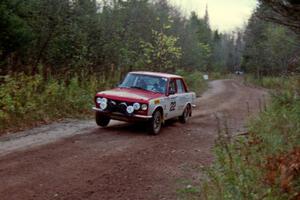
[176,69,208,96]
[243,75,297,90]
[176,70,235,96]
[180,75,300,200]
[0,69,208,134]
[0,72,120,134]
[209,71,229,80]
[177,186,202,200]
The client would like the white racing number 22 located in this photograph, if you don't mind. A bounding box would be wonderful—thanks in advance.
[170,101,176,111]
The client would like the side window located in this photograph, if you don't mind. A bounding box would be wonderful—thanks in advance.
[176,79,186,93]
[169,79,176,93]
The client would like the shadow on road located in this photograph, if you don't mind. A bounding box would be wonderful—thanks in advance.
[94,119,180,136]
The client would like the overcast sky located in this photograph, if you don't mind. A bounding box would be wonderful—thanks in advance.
[168,0,258,32]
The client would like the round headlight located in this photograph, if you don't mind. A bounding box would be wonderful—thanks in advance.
[101,98,108,104]
[126,106,134,114]
[96,97,102,104]
[141,104,148,111]
[133,103,140,110]
[100,102,107,110]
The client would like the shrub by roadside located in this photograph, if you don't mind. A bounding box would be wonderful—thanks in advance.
[0,69,211,134]
[243,75,298,90]
[197,76,300,200]
[0,72,119,134]
[176,69,208,96]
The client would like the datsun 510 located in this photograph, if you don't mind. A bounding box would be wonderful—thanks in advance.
[93,71,196,135]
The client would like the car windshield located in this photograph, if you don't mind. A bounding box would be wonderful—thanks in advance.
[119,73,167,94]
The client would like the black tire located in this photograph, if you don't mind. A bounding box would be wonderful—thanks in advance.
[179,104,191,124]
[148,110,162,135]
[95,112,110,127]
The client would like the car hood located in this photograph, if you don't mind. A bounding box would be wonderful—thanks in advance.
[96,87,165,102]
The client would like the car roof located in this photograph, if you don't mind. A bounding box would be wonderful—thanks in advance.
[129,71,182,79]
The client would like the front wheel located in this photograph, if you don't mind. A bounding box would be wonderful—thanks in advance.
[148,110,162,135]
[179,105,191,124]
[95,112,110,127]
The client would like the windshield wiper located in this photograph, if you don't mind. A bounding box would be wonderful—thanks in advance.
[130,86,147,91]
[118,85,129,88]
[130,86,161,94]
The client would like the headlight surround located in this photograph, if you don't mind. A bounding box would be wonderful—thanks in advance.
[96,97,102,104]
[141,104,148,111]
[126,105,134,114]
[133,103,141,110]
[100,102,107,110]
[96,97,108,104]
[101,98,108,104]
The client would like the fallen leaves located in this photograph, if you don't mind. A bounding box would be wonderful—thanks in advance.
[264,147,300,199]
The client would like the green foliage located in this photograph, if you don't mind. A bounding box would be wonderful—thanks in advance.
[0,72,118,133]
[208,72,228,80]
[0,0,240,75]
[0,0,33,62]
[177,186,201,200]
[199,77,300,200]
[176,69,207,96]
[180,11,214,71]
[242,8,300,76]
[244,75,297,90]
[141,30,182,72]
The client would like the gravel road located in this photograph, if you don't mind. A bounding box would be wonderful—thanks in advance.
[0,79,267,200]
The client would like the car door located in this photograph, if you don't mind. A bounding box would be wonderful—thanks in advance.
[166,78,178,119]
[175,78,188,116]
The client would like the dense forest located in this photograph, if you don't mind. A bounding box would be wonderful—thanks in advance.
[1,0,299,126]
[1,0,299,78]
[0,0,243,131]
[201,1,300,200]
[0,0,300,199]
[0,0,242,78]
[242,2,300,76]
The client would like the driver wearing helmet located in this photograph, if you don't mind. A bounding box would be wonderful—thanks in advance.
[155,78,167,93]
[136,78,147,90]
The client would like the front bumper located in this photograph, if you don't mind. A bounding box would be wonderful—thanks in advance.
[92,107,152,122]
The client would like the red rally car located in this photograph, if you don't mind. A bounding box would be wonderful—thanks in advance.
[93,71,196,135]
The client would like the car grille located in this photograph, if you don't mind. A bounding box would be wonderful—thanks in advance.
[106,99,134,115]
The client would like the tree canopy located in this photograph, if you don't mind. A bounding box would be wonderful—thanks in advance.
[0,0,238,77]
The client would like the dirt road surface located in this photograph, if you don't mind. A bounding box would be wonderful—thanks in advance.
[0,79,267,200]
